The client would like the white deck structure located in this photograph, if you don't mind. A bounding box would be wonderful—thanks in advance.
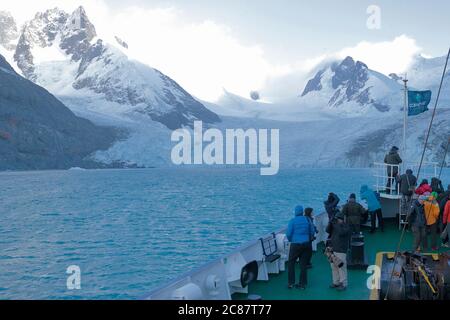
[372,162,438,229]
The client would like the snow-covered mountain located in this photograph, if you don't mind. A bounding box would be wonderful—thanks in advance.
[10,6,220,130]
[0,53,119,170]
[1,6,449,170]
[0,11,18,51]
[299,56,403,115]
[404,54,450,107]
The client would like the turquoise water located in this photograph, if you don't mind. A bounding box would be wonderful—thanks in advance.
[0,168,449,299]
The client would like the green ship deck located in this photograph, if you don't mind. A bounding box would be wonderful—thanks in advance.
[232,221,449,300]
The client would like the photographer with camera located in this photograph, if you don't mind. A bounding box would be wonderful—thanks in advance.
[325,211,350,291]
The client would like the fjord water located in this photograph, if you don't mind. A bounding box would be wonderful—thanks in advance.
[1,168,449,299]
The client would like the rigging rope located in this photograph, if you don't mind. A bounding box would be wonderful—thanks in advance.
[438,137,450,179]
[383,47,450,300]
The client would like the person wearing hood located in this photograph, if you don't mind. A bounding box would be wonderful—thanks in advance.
[415,179,432,195]
[431,177,444,195]
[408,195,428,252]
[397,169,417,216]
[360,185,383,233]
[384,146,402,194]
[324,192,340,220]
[341,193,365,233]
[437,184,450,202]
[326,211,350,291]
[423,192,440,250]
[443,197,450,247]
[286,205,316,290]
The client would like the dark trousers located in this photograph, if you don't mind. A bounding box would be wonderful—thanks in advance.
[370,209,384,232]
[288,243,311,286]
[412,225,426,251]
[347,216,361,233]
[425,223,438,249]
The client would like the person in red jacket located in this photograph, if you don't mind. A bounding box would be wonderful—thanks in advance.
[443,199,450,247]
[415,179,432,195]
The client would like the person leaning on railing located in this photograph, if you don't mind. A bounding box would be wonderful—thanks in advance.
[360,185,383,233]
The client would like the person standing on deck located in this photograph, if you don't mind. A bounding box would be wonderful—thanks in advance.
[423,192,440,251]
[360,185,383,233]
[341,193,365,234]
[415,179,432,195]
[286,205,315,290]
[384,146,402,194]
[326,212,350,291]
[438,185,450,232]
[431,177,444,195]
[408,195,428,252]
[324,193,340,220]
[443,197,450,247]
[304,207,318,269]
[398,169,417,217]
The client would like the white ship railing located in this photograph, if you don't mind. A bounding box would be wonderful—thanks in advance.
[372,161,438,197]
[373,161,439,229]
[143,212,329,300]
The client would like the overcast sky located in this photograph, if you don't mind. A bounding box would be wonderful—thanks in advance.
[3,0,450,101]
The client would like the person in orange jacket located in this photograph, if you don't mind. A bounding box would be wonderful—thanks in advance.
[424,192,440,250]
[443,198,450,247]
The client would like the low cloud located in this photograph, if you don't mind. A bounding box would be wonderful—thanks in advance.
[338,35,422,75]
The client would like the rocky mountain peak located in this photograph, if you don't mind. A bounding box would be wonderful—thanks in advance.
[0,11,18,49]
[60,6,97,61]
[300,56,394,112]
[331,56,368,90]
[13,6,98,78]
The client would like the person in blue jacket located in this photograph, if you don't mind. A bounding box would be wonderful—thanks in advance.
[286,205,316,290]
[360,185,384,233]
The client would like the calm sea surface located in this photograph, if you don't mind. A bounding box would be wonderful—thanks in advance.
[1,167,449,299]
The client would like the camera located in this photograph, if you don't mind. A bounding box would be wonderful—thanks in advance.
[324,247,344,268]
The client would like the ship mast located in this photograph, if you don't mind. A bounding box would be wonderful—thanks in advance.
[402,75,408,167]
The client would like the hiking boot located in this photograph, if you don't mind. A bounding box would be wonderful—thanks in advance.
[329,283,341,289]
[295,284,306,290]
[288,284,294,289]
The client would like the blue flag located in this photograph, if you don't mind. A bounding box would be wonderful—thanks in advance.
[408,90,432,116]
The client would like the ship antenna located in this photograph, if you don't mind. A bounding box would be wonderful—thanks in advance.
[384,47,450,300]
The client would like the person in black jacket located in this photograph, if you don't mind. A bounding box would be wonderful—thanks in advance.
[384,146,402,194]
[326,212,350,291]
[324,192,340,220]
[408,195,427,252]
[341,193,365,233]
[398,169,417,216]
[431,177,444,195]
